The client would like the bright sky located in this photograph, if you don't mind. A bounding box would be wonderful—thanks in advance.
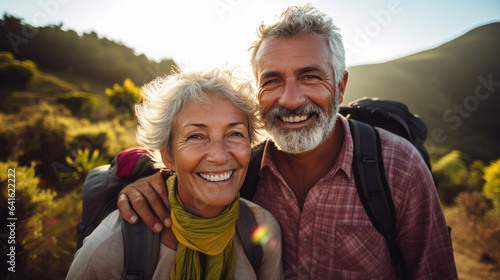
[1,0,499,74]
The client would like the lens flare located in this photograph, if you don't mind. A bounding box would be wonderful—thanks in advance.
[251,224,270,245]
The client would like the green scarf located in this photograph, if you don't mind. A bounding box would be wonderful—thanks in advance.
[167,175,239,280]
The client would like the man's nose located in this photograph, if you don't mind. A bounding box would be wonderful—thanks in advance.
[278,78,307,110]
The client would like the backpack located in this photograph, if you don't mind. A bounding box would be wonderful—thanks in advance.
[77,148,263,280]
[338,97,432,171]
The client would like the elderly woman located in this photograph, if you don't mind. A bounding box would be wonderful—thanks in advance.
[66,69,282,279]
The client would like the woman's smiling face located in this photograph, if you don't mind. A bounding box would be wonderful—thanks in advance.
[162,94,251,218]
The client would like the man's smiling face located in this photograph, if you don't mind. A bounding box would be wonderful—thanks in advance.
[254,33,344,153]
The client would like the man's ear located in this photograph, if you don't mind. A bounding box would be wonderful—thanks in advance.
[337,71,348,105]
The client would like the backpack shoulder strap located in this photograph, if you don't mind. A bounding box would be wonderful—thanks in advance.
[120,217,161,280]
[348,119,406,278]
[240,142,265,200]
[236,200,263,274]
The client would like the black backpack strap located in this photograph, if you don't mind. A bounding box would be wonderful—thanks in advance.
[240,142,265,200]
[120,217,160,280]
[348,119,407,279]
[236,200,263,274]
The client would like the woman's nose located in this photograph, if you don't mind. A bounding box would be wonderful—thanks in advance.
[206,140,230,164]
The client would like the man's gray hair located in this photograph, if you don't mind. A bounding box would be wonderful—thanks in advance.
[136,68,261,169]
[249,4,346,86]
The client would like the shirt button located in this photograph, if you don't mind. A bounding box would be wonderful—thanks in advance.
[302,237,308,243]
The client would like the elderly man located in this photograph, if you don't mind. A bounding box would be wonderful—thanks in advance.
[117,5,457,279]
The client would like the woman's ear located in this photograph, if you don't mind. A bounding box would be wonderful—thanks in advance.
[161,150,175,171]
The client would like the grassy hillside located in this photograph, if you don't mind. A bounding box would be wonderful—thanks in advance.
[345,22,500,162]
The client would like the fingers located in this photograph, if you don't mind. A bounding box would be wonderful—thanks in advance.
[116,172,172,233]
[117,176,163,232]
[150,172,172,227]
[129,185,164,233]
[117,193,138,224]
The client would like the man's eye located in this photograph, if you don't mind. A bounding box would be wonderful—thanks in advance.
[262,79,280,87]
[303,75,320,80]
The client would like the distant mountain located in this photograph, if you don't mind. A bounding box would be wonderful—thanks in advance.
[345,22,500,162]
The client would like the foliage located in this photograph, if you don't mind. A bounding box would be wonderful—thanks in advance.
[454,191,500,254]
[468,160,486,193]
[62,148,108,185]
[444,194,500,279]
[66,117,136,159]
[483,159,500,217]
[0,51,37,102]
[0,161,56,279]
[433,150,469,205]
[0,102,136,189]
[55,91,99,117]
[0,14,176,86]
[105,78,142,118]
[455,192,492,221]
[1,161,85,280]
[0,102,70,185]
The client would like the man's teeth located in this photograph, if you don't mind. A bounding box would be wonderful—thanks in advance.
[281,114,309,123]
[200,171,233,182]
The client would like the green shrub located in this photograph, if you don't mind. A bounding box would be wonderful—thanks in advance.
[0,102,136,188]
[467,160,486,193]
[105,78,142,119]
[0,161,56,279]
[0,52,37,103]
[62,148,108,185]
[433,150,469,205]
[66,117,136,159]
[1,161,85,280]
[55,91,99,117]
[483,159,500,217]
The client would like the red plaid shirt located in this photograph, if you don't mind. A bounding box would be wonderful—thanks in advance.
[252,116,457,279]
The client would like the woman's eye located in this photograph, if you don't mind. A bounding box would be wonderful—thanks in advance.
[229,131,244,137]
[187,134,202,140]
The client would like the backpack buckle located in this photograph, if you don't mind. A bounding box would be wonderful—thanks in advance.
[363,154,377,163]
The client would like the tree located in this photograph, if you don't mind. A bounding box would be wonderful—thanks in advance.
[483,159,500,216]
[105,78,142,119]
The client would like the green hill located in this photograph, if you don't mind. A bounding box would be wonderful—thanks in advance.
[0,14,176,87]
[345,22,500,162]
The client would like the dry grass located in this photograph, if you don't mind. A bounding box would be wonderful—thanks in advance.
[444,207,500,279]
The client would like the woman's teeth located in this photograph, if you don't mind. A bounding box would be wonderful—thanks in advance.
[199,171,233,182]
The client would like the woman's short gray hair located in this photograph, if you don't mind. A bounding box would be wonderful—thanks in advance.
[136,68,261,169]
[249,4,346,87]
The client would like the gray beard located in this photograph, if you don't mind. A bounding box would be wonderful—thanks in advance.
[263,93,339,154]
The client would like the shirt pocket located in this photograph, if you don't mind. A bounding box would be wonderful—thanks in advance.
[333,224,391,274]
